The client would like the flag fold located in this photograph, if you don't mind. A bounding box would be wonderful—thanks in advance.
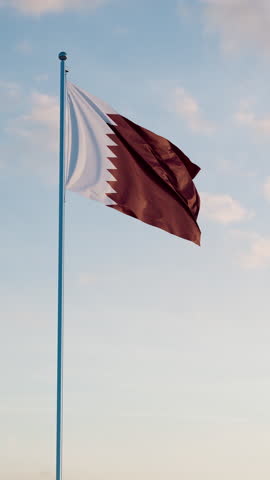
[66,82,201,245]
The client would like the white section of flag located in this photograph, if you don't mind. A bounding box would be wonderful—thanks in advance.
[65,82,118,205]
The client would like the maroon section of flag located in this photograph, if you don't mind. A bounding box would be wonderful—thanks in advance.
[106,115,201,245]
[66,82,201,245]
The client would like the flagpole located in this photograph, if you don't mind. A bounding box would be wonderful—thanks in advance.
[56,51,67,480]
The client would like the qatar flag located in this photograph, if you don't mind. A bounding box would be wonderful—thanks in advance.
[65,82,201,245]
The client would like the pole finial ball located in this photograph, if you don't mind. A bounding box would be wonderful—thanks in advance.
[58,51,67,61]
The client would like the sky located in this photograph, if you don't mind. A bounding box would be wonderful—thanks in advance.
[1,0,270,479]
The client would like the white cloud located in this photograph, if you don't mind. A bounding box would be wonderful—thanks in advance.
[0,0,108,15]
[5,89,59,182]
[263,176,270,201]
[172,87,215,134]
[12,91,59,152]
[201,192,253,224]
[201,0,270,53]
[242,235,270,268]
[232,230,270,269]
[215,156,256,178]
[234,101,270,136]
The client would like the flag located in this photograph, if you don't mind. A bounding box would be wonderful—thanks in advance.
[65,82,201,245]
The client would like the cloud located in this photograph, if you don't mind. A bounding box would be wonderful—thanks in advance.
[244,235,270,268]
[5,89,59,182]
[0,0,108,15]
[263,177,270,201]
[201,192,253,224]
[12,91,59,152]
[232,230,270,269]
[201,0,270,53]
[242,235,270,268]
[0,81,59,151]
[172,87,215,134]
[234,100,270,136]
[215,156,256,178]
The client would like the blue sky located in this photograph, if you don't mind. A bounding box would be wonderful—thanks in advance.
[1,1,270,479]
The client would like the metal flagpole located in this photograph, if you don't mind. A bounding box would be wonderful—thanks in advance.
[56,51,67,480]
